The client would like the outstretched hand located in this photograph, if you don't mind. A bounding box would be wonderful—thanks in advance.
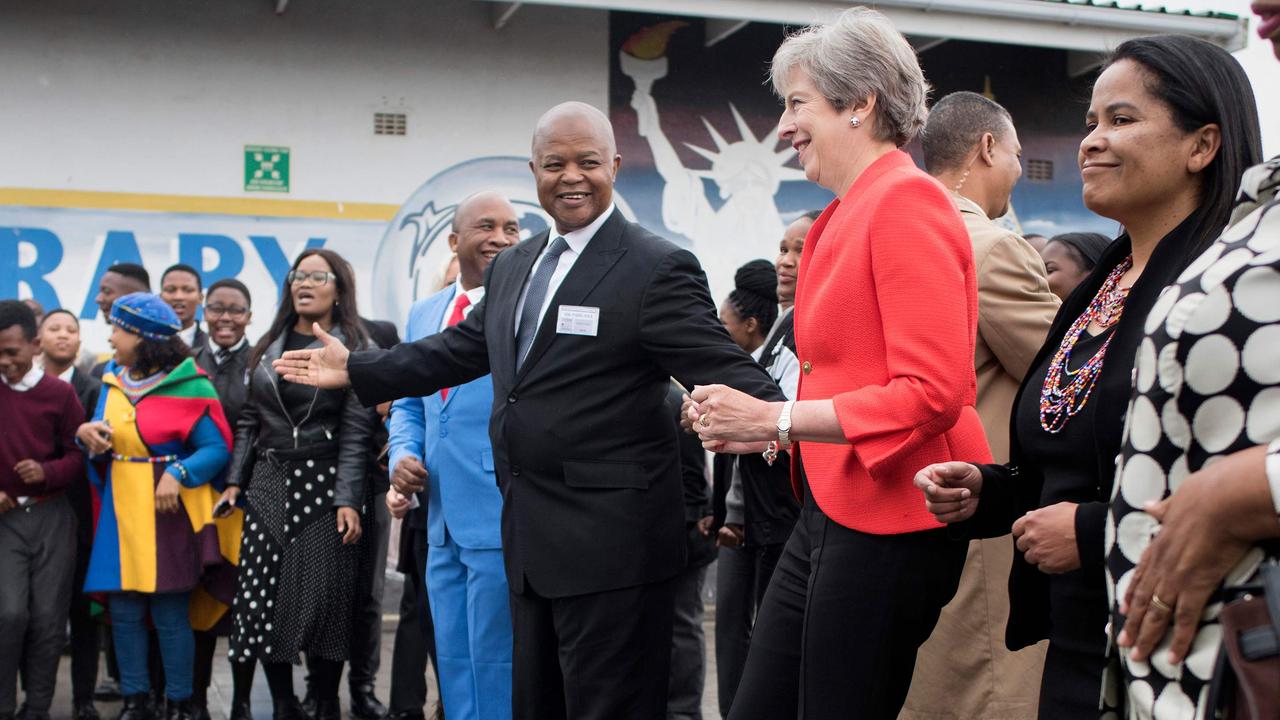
[272,323,352,389]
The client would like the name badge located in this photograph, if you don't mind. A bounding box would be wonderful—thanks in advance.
[556,305,600,337]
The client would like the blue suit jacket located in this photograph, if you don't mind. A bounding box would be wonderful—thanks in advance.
[389,286,502,550]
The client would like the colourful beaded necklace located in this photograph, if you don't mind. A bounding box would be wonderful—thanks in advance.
[1039,255,1133,433]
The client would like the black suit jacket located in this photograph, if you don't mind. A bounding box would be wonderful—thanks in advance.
[192,341,251,429]
[348,209,784,597]
[67,368,101,547]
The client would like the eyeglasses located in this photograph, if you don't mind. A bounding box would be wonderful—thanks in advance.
[204,304,249,319]
[287,270,336,285]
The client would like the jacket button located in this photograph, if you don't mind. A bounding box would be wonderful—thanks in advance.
[439,429,448,438]
[507,394,517,404]
[511,466,521,477]
[439,413,449,423]
[802,361,812,374]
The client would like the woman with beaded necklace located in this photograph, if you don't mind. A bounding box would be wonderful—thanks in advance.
[913,35,1261,718]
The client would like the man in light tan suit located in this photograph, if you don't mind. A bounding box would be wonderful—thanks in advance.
[899,92,1061,720]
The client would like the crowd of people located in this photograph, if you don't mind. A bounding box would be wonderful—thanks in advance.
[3,4,1279,720]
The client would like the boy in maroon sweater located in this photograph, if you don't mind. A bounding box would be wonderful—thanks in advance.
[0,300,86,720]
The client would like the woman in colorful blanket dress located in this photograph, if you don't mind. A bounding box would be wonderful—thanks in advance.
[77,293,238,720]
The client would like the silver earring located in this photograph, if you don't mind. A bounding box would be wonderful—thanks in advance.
[849,116,861,128]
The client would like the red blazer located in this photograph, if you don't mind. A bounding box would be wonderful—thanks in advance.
[793,150,992,535]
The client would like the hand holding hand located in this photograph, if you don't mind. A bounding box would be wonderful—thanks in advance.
[77,422,113,455]
[914,462,983,523]
[392,456,428,496]
[155,472,182,513]
[689,385,778,443]
[1012,502,1080,574]
[717,524,745,548]
[273,323,351,389]
[14,459,45,486]
[336,507,362,544]
[696,515,715,538]
[386,490,412,520]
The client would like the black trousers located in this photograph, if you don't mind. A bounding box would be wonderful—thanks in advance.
[510,577,676,720]
[388,528,439,714]
[727,489,967,720]
[713,543,783,719]
[348,491,391,692]
[69,540,101,705]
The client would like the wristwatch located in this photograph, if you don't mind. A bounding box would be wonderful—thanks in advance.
[776,400,795,447]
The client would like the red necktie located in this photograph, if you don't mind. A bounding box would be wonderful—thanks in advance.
[440,294,472,401]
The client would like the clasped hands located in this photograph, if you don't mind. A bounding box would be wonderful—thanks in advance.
[386,455,430,520]
[681,384,779,454]
[914,462,1081,574]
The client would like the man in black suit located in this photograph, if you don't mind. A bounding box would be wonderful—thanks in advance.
[274,101,784,719]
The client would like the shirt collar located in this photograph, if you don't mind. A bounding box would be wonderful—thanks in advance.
[208,336,248,360]
[58,365,75,383]
[2,365,45,392]
[749,345,764,362]
[951,192,988,221]
[554,203,616,255]
[178,323,198,346]
[452,280,486,307]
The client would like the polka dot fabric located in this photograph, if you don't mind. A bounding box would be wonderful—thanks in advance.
[1104,157,1280,719]
[228,452,359,665]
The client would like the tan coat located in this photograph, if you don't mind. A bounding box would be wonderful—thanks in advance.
[899,194,1060,720]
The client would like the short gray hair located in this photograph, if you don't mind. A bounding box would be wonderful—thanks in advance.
[921,91,1014,174]
[770,7,929,147]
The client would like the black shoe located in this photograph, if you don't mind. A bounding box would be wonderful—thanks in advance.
[269,697,306,720]
[229,701,254,720]
[187,703,209,720]
[95,681,123,702]
[312,698,341,720]
[164,700,192,720]
[348,688,385,720]
[74,702,102,720]
[117,694,154,720]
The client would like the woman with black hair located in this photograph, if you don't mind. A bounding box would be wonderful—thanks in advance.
[223,249,374,720]
[77,293,236,720]
[914,34,1262,718]
[1039,232,1112,301]
[711,259,800,717]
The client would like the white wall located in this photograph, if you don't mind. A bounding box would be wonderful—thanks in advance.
[1,0,609,204]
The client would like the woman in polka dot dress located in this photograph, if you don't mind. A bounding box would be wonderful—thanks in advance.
[1104,16,1280,714]
[222,249,375,720]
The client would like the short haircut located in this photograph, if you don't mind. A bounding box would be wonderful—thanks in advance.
[162,263,203,291]
[800,209,824,222]
[207,278,252,307]
[770,7,929,147]
[0,300,38,340]
[106,262,151,291]
[921,91,1014,175]
[40,308,80,328]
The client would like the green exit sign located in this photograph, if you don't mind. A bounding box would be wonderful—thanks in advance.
[244,145,290,193]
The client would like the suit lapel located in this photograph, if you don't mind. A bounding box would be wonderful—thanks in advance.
[516,210,628,381]
[492,232,549,382]
[434,286,462,410]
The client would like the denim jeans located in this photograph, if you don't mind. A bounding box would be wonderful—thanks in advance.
[109,592,194,700]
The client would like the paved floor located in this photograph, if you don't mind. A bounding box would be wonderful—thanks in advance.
[43,573,725,719]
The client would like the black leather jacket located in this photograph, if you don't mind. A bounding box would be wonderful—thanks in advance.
[227,326,373,509]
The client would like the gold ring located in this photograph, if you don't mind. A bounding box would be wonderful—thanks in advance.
[698,413,710,428]
[1150,593,1174,613]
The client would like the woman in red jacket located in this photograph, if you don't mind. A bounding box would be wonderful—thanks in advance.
[687,7,990,717]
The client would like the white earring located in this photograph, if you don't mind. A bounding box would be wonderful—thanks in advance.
[849,116,861,128]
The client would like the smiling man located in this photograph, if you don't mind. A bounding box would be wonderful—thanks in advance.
[273,101,785,720]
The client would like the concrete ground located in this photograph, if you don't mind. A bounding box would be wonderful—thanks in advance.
[44,572,724,720]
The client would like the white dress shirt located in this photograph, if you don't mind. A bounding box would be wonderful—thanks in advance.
[58,366,75,383]
[178,324,198,348]
[440,281,486,333]
[207,337,249,363]
[513,204,617,337]
[2,365,45,392]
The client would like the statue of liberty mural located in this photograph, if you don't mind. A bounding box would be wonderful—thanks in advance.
[619,22,808,296]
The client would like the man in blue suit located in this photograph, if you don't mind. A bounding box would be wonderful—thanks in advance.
[387,191,521,720]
